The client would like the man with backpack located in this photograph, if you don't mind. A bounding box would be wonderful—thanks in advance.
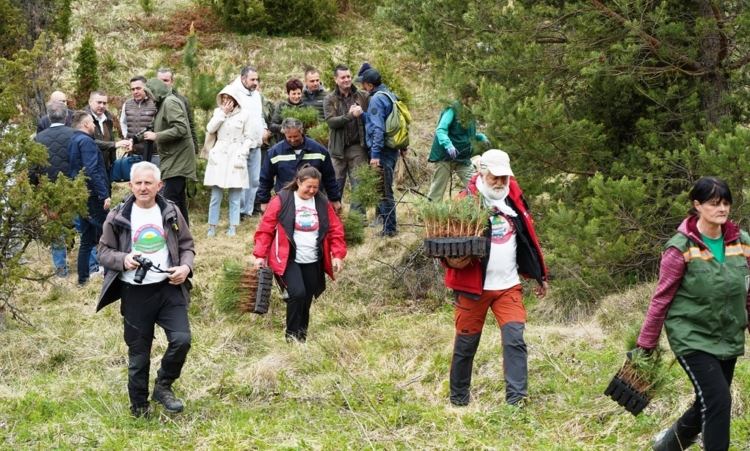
[361,68,410,237]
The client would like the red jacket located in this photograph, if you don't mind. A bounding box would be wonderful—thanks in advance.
[442,174,548,297]
[253,190,347,286]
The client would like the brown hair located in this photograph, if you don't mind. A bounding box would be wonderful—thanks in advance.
[282,164,321,192]
[286,78,304,93]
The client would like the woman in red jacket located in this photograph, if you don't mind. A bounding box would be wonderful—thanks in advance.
[253,165,347,342]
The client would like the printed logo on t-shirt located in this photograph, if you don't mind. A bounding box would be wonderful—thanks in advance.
[133,224,167,254]
[490,213,515,245]
[295,206,319,231]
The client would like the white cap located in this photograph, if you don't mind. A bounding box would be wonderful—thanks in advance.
[480,149,514,177]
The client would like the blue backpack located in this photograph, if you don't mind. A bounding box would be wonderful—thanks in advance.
[110,155,143,182]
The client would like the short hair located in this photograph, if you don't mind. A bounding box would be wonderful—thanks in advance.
[130,161,161,182]
[47,101,68,123]
[280,118,304,134]
[688,177,732,216]
[333,64,349,77]
[283,164,321,192]
[89,90,107,99]
[130,75,147,84]
[304,68,320,79]
[157,68,174,81]
[241,66,258,78]
[72,110,94,129]
[286,78,304,93]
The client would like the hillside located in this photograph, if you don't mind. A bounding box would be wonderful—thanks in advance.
[1,1,749,450]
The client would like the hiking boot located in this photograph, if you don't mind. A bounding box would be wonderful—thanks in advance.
[130,403,151,419]
[652,424,699,451]
[152,379,184,413]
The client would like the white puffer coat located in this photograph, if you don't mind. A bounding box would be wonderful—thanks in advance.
[202,86,256,188]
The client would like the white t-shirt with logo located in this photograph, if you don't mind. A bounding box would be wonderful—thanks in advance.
[120,204,171,284]
[483,210,521,290]
[293,192,319,264]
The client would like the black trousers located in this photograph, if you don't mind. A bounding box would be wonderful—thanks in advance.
[281,261,321,342]
[162,176,189,225]
[674,351,736,451]
[121,280,192,406]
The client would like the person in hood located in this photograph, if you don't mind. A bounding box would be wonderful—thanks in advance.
[441,149,548,408]
[138,78,196,225]
[201,86,255,237]
[636,177,750,451]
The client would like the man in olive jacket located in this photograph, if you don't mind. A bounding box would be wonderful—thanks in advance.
[140,78,196,225]
[323,64,370,214]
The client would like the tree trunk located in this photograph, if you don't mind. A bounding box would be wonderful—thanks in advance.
[699,0,730,126]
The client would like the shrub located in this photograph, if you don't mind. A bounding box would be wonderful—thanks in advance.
[139,0,155,16]
[342,210,365,247]
[280,105,319,129]
[351,164,383,209]
[207,0,337,40]
[74,33,99,107]
[307,122,329,147]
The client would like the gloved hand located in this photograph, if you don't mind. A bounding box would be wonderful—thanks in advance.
[483,139,491,148]
[445,146,458,160]
[626,347,652,361]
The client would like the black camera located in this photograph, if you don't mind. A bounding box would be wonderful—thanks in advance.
[133,255,153,284]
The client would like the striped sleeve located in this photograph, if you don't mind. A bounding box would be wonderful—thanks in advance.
[636,246,686,350]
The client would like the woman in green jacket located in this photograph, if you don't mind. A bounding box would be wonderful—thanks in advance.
[426,99,489,202]
[636,177,750,451]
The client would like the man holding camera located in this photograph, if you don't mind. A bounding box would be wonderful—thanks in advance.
[96,161,195,419]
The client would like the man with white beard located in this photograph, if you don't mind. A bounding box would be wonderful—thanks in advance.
[440,149,548,408]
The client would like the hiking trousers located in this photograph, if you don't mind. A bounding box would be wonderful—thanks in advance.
[673,351,736,451]
[450,284,527,406]
[121,280,192,406]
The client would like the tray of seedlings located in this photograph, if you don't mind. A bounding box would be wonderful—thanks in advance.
[217,260,274,315]
[604,336,668,416]
[419,196,489,258]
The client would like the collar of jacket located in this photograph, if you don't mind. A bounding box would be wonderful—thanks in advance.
[333,85,359,99]
[681,214,740,248]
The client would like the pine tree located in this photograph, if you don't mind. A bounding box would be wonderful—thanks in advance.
[386,0,750,311]
[74,33,99,107]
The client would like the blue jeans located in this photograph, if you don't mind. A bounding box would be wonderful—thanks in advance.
[208,186,242,226]
[376,149,398,234]
[240,147,262,216]
[74,216,99,272]
[77,198,108,284]
[51,240,68,277]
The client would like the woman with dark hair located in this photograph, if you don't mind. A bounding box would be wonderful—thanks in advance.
[269,78,306,141]
[636,177,750,451]
[252,165,347,342]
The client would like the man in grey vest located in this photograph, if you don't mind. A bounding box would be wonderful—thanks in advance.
[120,76,157,162]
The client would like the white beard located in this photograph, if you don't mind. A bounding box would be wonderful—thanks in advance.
[477,176,517,217]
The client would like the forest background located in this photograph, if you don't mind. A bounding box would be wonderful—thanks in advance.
[1,0,750,449]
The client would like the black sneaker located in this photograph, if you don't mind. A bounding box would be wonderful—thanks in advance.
[130,403,151,419]
[152,379,184,413]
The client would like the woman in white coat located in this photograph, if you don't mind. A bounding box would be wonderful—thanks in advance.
[202,86,256,236]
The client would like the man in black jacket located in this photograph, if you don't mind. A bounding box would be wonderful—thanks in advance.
[33,100,75,277]
[37,91,74,133]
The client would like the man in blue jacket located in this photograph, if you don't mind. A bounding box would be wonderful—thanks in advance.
[258,118,341,213]
[68,110,111,287]
[361,68,404,237]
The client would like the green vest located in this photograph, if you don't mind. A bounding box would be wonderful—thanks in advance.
[664,232,750,359]
[429,103,477,162]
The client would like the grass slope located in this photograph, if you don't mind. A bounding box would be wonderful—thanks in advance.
[1,0,750,449]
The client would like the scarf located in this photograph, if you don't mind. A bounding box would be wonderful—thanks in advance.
[476,176,517,218]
